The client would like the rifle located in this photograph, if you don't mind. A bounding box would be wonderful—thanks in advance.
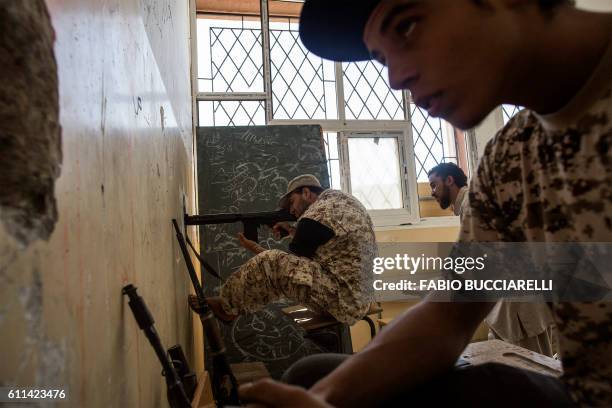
[122,284,191,408]
[172,220,240,407]
[184,209,296,242]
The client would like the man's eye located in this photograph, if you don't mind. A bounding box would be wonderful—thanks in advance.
[395,19,417,39]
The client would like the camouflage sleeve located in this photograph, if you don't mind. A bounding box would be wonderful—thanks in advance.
[459,137,505,243]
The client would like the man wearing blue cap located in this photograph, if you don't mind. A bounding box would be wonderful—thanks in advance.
[238,0,612,406]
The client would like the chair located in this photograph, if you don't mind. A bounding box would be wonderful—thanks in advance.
[282,303,383,353]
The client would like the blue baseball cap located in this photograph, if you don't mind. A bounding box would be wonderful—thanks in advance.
[299,0,382,62]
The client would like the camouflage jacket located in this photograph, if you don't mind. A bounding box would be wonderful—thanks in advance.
[460,38,612,406]
[300,189,377,322]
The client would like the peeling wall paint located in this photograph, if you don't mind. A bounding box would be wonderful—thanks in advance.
[0,0,61,247]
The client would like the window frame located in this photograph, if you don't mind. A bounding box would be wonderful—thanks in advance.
[194,2,473,227]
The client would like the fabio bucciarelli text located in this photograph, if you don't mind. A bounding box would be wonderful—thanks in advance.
[373,279,554,292]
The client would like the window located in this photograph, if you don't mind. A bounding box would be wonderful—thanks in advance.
[345,134,404,209]
[198,100,266,126]
[195,3,470,225]
[342,61,404,121]
[323,132,341,190]
[502,104,523,125]
[269,19,337,120]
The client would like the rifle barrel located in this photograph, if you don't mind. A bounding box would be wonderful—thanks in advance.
[184,210,295,226]
[122,284,191,408]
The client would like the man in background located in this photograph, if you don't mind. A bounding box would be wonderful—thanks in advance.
[428,162,469,218]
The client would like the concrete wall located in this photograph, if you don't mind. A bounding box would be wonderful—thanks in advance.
[0,1,197,407]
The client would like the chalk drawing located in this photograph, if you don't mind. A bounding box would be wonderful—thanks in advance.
[196,125,330,377]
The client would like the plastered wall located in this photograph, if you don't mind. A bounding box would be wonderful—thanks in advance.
[0,1,197,406]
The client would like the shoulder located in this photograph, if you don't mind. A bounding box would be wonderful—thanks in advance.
[322,189,369,213]
[477,109,542,185]
[315,189,356,206]
[482,110,539,162]
[302,189,371,226]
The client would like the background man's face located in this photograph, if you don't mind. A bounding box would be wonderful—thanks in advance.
[363,0,517,129]
[428,173,451,209]
[288,190,310,217]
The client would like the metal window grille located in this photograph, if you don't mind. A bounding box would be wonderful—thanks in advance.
[410,104,458,181]
[323,132,341,190]
[198,100,266,127]
[502,104,523,125]
[342,61,404,120]
[199,18,264,93]
[269,20,337,120]
[195,10,470,222]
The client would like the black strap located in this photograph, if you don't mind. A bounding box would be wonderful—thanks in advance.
[185,234,222,280]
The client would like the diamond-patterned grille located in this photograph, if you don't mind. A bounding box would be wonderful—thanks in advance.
[343,61,404,120]
[198,101,265,127]
[209,27,264,93]
[196,15,465,210]
[347,137,403,209]
[502,104,523,125]
[269,27,336,120]
[410,104,457,182]
[323,132,341,190]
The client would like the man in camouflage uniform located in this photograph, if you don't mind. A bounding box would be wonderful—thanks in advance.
[237,1,612,407]
[202,174,376,326]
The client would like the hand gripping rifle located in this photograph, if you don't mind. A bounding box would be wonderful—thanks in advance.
[172,220,240,407]
[184,209,296,242]
[122,284,191,408]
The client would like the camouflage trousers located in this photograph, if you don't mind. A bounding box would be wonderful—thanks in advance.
[219,249,364,325]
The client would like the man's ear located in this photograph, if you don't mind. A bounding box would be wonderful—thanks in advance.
[445,175,456,187]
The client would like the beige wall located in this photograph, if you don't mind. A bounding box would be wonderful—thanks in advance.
[351,224,460,351]
[350,222,492,351]
[0,1,197,407]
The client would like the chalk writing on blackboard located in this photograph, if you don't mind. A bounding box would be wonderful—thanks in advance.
[196,125,331,378]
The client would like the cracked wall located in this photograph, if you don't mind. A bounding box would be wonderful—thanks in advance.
[0,1,61,247]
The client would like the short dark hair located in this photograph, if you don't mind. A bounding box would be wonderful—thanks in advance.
[428,163,468,188]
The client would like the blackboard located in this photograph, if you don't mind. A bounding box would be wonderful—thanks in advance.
[196,125,334,379]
